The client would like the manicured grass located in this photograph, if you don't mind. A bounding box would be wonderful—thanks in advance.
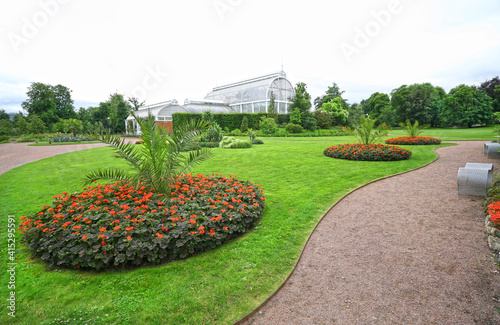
[1,138,446,324]
[390,125,497,141]
[28,141,101,146]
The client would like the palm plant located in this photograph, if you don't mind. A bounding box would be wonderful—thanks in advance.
[355,116,390,144]
[84,113,211,196]
[399,119,428,137]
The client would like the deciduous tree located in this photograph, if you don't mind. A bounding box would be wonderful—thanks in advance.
[440,84,493,127]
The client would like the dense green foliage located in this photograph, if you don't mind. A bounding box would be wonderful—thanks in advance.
[21,82,75,126]
[173,112,290,131]
[441,84,493,127]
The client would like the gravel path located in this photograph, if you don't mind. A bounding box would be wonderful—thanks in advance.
[243,141,500,325]
[0,139,140,175]
[0,141,110,175]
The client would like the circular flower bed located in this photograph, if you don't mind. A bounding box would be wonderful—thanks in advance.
[385,136,441,145]
[323,143,412,161]
[19,174,265,270]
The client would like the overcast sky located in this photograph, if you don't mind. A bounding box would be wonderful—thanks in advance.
[1,0,499,114]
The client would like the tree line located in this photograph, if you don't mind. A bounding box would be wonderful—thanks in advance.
[0,82,143,138]
[286,76,500,131]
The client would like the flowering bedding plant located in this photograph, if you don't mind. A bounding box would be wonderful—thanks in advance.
[19,174,265,270]
[385,136,441,145]
[488,201,500,227]
[323,143,412,161]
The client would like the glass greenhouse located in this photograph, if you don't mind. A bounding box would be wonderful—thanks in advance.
[125,70,294,134]
[204,71,294,114]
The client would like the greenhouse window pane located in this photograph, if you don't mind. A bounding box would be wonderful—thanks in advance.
[242,104,253,113]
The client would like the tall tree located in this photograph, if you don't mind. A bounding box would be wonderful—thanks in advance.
[21,82,75,127]
[53,84,75,119]
[320,97,349,125]
[479,76,500,99]
[0,109,10,120]
[127,96,145,111]
[390,83,445,125]
[289,82,312,113]
[27,114,47,135]
[364,92,391,119]
[314,83,348,109]
[22,82,58,126]
[440,84,493,127]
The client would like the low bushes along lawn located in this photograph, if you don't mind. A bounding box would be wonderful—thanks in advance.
[19,174,265,270]
[385,136,442,145]
[323,143,412,161]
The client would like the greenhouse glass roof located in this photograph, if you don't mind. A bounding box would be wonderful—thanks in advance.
[204,71,294,113]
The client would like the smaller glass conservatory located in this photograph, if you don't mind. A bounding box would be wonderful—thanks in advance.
[204,70,294,114]
[125,99,234,134]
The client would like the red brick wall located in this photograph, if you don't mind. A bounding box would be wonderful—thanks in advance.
[155,121,173,134]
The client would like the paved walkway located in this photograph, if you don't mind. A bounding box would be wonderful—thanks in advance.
[244,141,500,324]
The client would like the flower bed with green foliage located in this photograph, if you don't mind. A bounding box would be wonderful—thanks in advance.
[385,136,442,145]
[324,143,412,161]
[19,174,265,270]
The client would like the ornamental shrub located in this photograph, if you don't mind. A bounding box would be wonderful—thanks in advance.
[285,123,304,134]
[385,136,441,145]
[240,116,249,133]
[19,174,266,270]
[323,143,412,161]
[220,136,252,149]
[259,117,278,135]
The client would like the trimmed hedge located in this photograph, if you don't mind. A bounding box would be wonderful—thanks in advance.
[173,113,290,131]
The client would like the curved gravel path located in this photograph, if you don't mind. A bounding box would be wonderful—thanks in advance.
[0,139,139,176]
[0,142,109,175]
[244,141,500,324]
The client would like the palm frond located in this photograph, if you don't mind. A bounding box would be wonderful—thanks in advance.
[83,168,135,186]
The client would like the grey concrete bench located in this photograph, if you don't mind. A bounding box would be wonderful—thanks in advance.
[484,143,500,159]
[458,163,494,196]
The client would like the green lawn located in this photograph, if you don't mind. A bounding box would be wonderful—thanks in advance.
[389,125,497,141]
[0,136,453,324]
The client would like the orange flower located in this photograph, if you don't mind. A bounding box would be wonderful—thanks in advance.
[82,235,88,240]
[125,226,134,231]
[127,236,132,240]
[99,227,106,232]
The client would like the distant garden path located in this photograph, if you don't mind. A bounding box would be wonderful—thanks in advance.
[0,139,137,175]
[243,141,500,324]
